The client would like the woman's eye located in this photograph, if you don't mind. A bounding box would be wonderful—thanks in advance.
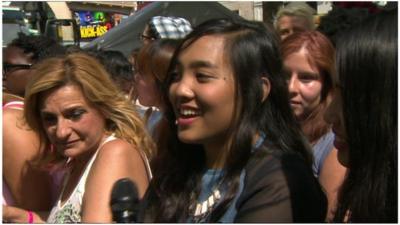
[300,77,313,83]
[196,73,213,82]
[299,73,319,83]
[68,109,85,121]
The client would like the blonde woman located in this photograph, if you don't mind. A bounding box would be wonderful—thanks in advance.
[3,53,155,223]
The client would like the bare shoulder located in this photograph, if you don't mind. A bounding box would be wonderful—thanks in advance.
[92,138,146,173]
[97,138,142,161]
[3,108,32,132]
[3,107,22,124]
[82,138,149,221]
[84,137,149,201]
[3,107,40,157]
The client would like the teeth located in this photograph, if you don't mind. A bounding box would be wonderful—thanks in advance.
[180,109,199,116]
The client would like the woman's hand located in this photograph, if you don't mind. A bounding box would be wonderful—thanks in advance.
[3,205,28,223]
[3,205,47,223]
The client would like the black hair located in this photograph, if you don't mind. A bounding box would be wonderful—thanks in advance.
[317,4,379,46]
[146,18,312,222]
[8,32,66,62]
[334,9,397,222]
[92,50,133,81]
[86,49,134,94]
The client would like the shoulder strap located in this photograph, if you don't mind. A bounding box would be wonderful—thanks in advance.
[3,101,24,110]
[76,135,117,194]
[138,150,153,180]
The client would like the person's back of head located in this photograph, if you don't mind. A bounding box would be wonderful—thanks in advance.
[88,49,134,95]
[274,2,316,40]
[8,32,66,63]
[317,6,375,46]
[333,8,397,222]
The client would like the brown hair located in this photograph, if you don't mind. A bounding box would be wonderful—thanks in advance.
[281,31,336,142]
[136,39,179,83]
[135,39,179,121]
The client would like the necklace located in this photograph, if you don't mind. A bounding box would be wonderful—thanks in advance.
[191,187,222,222]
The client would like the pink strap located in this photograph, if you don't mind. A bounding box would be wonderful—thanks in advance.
[3,101,24,110]
[27,211,34,223]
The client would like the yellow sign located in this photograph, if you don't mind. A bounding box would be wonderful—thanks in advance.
[80,25,108,39]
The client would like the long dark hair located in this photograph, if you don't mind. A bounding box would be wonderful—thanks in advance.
[146,18,312,222]
[334,9,397,222]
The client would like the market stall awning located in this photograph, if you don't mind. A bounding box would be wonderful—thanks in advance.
[83,1,242,57]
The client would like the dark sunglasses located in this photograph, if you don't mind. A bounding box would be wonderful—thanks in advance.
[3,63,33,74]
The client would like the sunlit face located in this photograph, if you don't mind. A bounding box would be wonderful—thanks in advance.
[168,35,236,151]
[39,84,107,160]
[284,49,323,121]
[324,89,349,167]
[3,46,34,97]
[278,15,310,40]
[134,71,159,107]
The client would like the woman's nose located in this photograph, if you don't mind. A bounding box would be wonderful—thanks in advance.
[288,74,299,94]
[171,76,195,100]
[55,119,72,139]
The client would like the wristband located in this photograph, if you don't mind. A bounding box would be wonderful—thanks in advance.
[27,211,34,224]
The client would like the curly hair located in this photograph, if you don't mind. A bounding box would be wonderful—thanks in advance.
[8,32,66,62]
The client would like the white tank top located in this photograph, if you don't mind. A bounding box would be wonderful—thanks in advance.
[47,135,152,223]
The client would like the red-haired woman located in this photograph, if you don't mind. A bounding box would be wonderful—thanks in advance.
[281,31,346,221]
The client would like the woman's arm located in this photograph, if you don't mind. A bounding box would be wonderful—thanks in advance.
[3,108,53,210]
[81,139,150,223]
[319,147,347,222]
[3,205,48,223]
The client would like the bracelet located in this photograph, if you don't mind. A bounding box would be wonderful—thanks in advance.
[27,211,34,224]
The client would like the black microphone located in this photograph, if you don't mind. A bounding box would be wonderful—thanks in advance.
[110,178,139,223]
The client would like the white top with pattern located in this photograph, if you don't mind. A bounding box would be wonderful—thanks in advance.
[47,135,116,223]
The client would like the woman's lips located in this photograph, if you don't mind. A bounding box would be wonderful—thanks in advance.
[290,100,302,105]
[177,116,198,126]
[58,139,79,148]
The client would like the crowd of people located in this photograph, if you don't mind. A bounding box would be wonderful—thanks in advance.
[2,2,397,223]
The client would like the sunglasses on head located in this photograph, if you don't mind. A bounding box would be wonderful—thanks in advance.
[138,33,155,41]
[3,63,33,74]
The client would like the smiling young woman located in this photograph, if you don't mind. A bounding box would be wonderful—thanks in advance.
[139,18,327,223]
